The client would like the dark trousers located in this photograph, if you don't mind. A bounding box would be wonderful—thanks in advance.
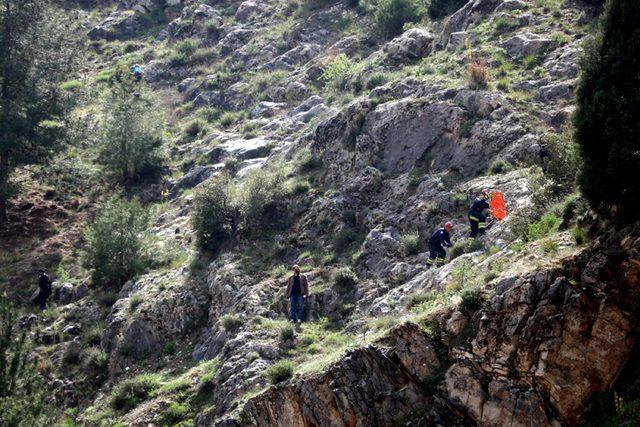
[428,242,446,267]
[289,295,303,321]
[468,211,487,238]
[37,290,49,310]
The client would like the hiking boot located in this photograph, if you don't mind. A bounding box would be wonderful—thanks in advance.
[296,319,302,324]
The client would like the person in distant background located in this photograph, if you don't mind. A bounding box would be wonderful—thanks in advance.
[131,63,144,82]
[36,268,52,311]
[427,222,453,268]
[285,265,309,323]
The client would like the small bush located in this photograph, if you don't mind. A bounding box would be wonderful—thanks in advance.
[527,213,561,241]
[459,287,483,311]
[61,80,83,91]
[109,374,162,411]
[280,325,295,341]
[467,58,488,89]
[97,291,118,307]
[407,291,437,308]
[191,176,237,252]
[400,232,420,256]
[333,228,362,252]
[82,196,150,287]
[449,238,484,261]
[163,341,177,355]
[129,294,143,312]
[81,347,108,371]
[573,226,587,245]
[375,0,425,38]
[322,54,357,91]
[221,314,243,332]
[366,72,390,90]
[449,260,478,290]
[295,147,323,173]
[62,343,81,365]
[164,402,189,424]
[265,360,294,384]
[496,77,509,91]
[333,267,358,291]
[488,158,512,175]
[523,54,539,69]
[185,119,206,138]
[541,238,559,254]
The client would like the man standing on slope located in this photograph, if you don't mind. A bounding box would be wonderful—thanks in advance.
[427,222,453,268]
[468,188,491,238]
[36,268,52,311]
[285,264,309,323]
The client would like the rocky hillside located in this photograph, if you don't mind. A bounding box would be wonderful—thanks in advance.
[5,0,639,426]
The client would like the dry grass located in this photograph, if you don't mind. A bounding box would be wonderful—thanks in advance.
[467,58,488,89]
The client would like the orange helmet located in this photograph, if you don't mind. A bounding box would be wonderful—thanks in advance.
[444,221,453,230]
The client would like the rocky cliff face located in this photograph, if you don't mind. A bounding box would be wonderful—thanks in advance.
[238,225,640,426]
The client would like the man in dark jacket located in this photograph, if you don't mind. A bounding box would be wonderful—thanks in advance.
[468,188,491,238]
[427,222,453,268]
[37,269,52,311]
[285,264,309,323]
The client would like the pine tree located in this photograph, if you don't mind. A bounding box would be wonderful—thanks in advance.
[0,0,75,221]
[573,0,640,222]
[0,297,48,426]
[97,69,165,185]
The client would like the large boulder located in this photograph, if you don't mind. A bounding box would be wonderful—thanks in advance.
[502,32,553,59]
[383,28,434,62]
[88,10,150,41]
[439,0,502,47]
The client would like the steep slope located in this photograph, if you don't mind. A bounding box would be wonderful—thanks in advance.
[4,0,626,426]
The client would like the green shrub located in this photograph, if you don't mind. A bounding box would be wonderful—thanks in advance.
[459,287,483,311]
[449,260,478,290]
[295,147,323,173]
[400,232,420,256]
[333,267,358,291]
[407,291,437,308]
[0,298,49,425]
[171,39,199,64]
[541,238,559,254]
[61,80,83,91]
[428,0,468,19]
[334,228,363,253]
[81,347,108,371]
[97,291,118,307]
[366,72,390,90]
[129,294,143,312]
[109,374,162,411]
[527,213,561,241]
[235,163,291,234]
[164,402,190,424]
[185,119,207,138]
[573,226,587,245]
[322,54,357,91]
[221,314,243,332]
[488,158,512,175]
[375,0,425,38]
[163,341,177,355]
[543,127,580,196]
[280,325,295,341]
[82,196,150,287]
[449,238,484,261]
[191,176,237,252]
[265,360,294,384]
[523,54,539,69]
[496,77,510,91]
[199,107,221,123]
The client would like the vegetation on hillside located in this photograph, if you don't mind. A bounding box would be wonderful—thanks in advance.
[0,0,77,220]
[574,0,640,222]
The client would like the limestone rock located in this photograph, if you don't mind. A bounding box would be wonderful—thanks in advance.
[383,28,434,61]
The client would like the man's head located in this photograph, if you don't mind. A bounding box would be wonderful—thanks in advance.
[38,268,46,275]
[481,188,490,199]
[444,221,453,231]
[292,264,300,275]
